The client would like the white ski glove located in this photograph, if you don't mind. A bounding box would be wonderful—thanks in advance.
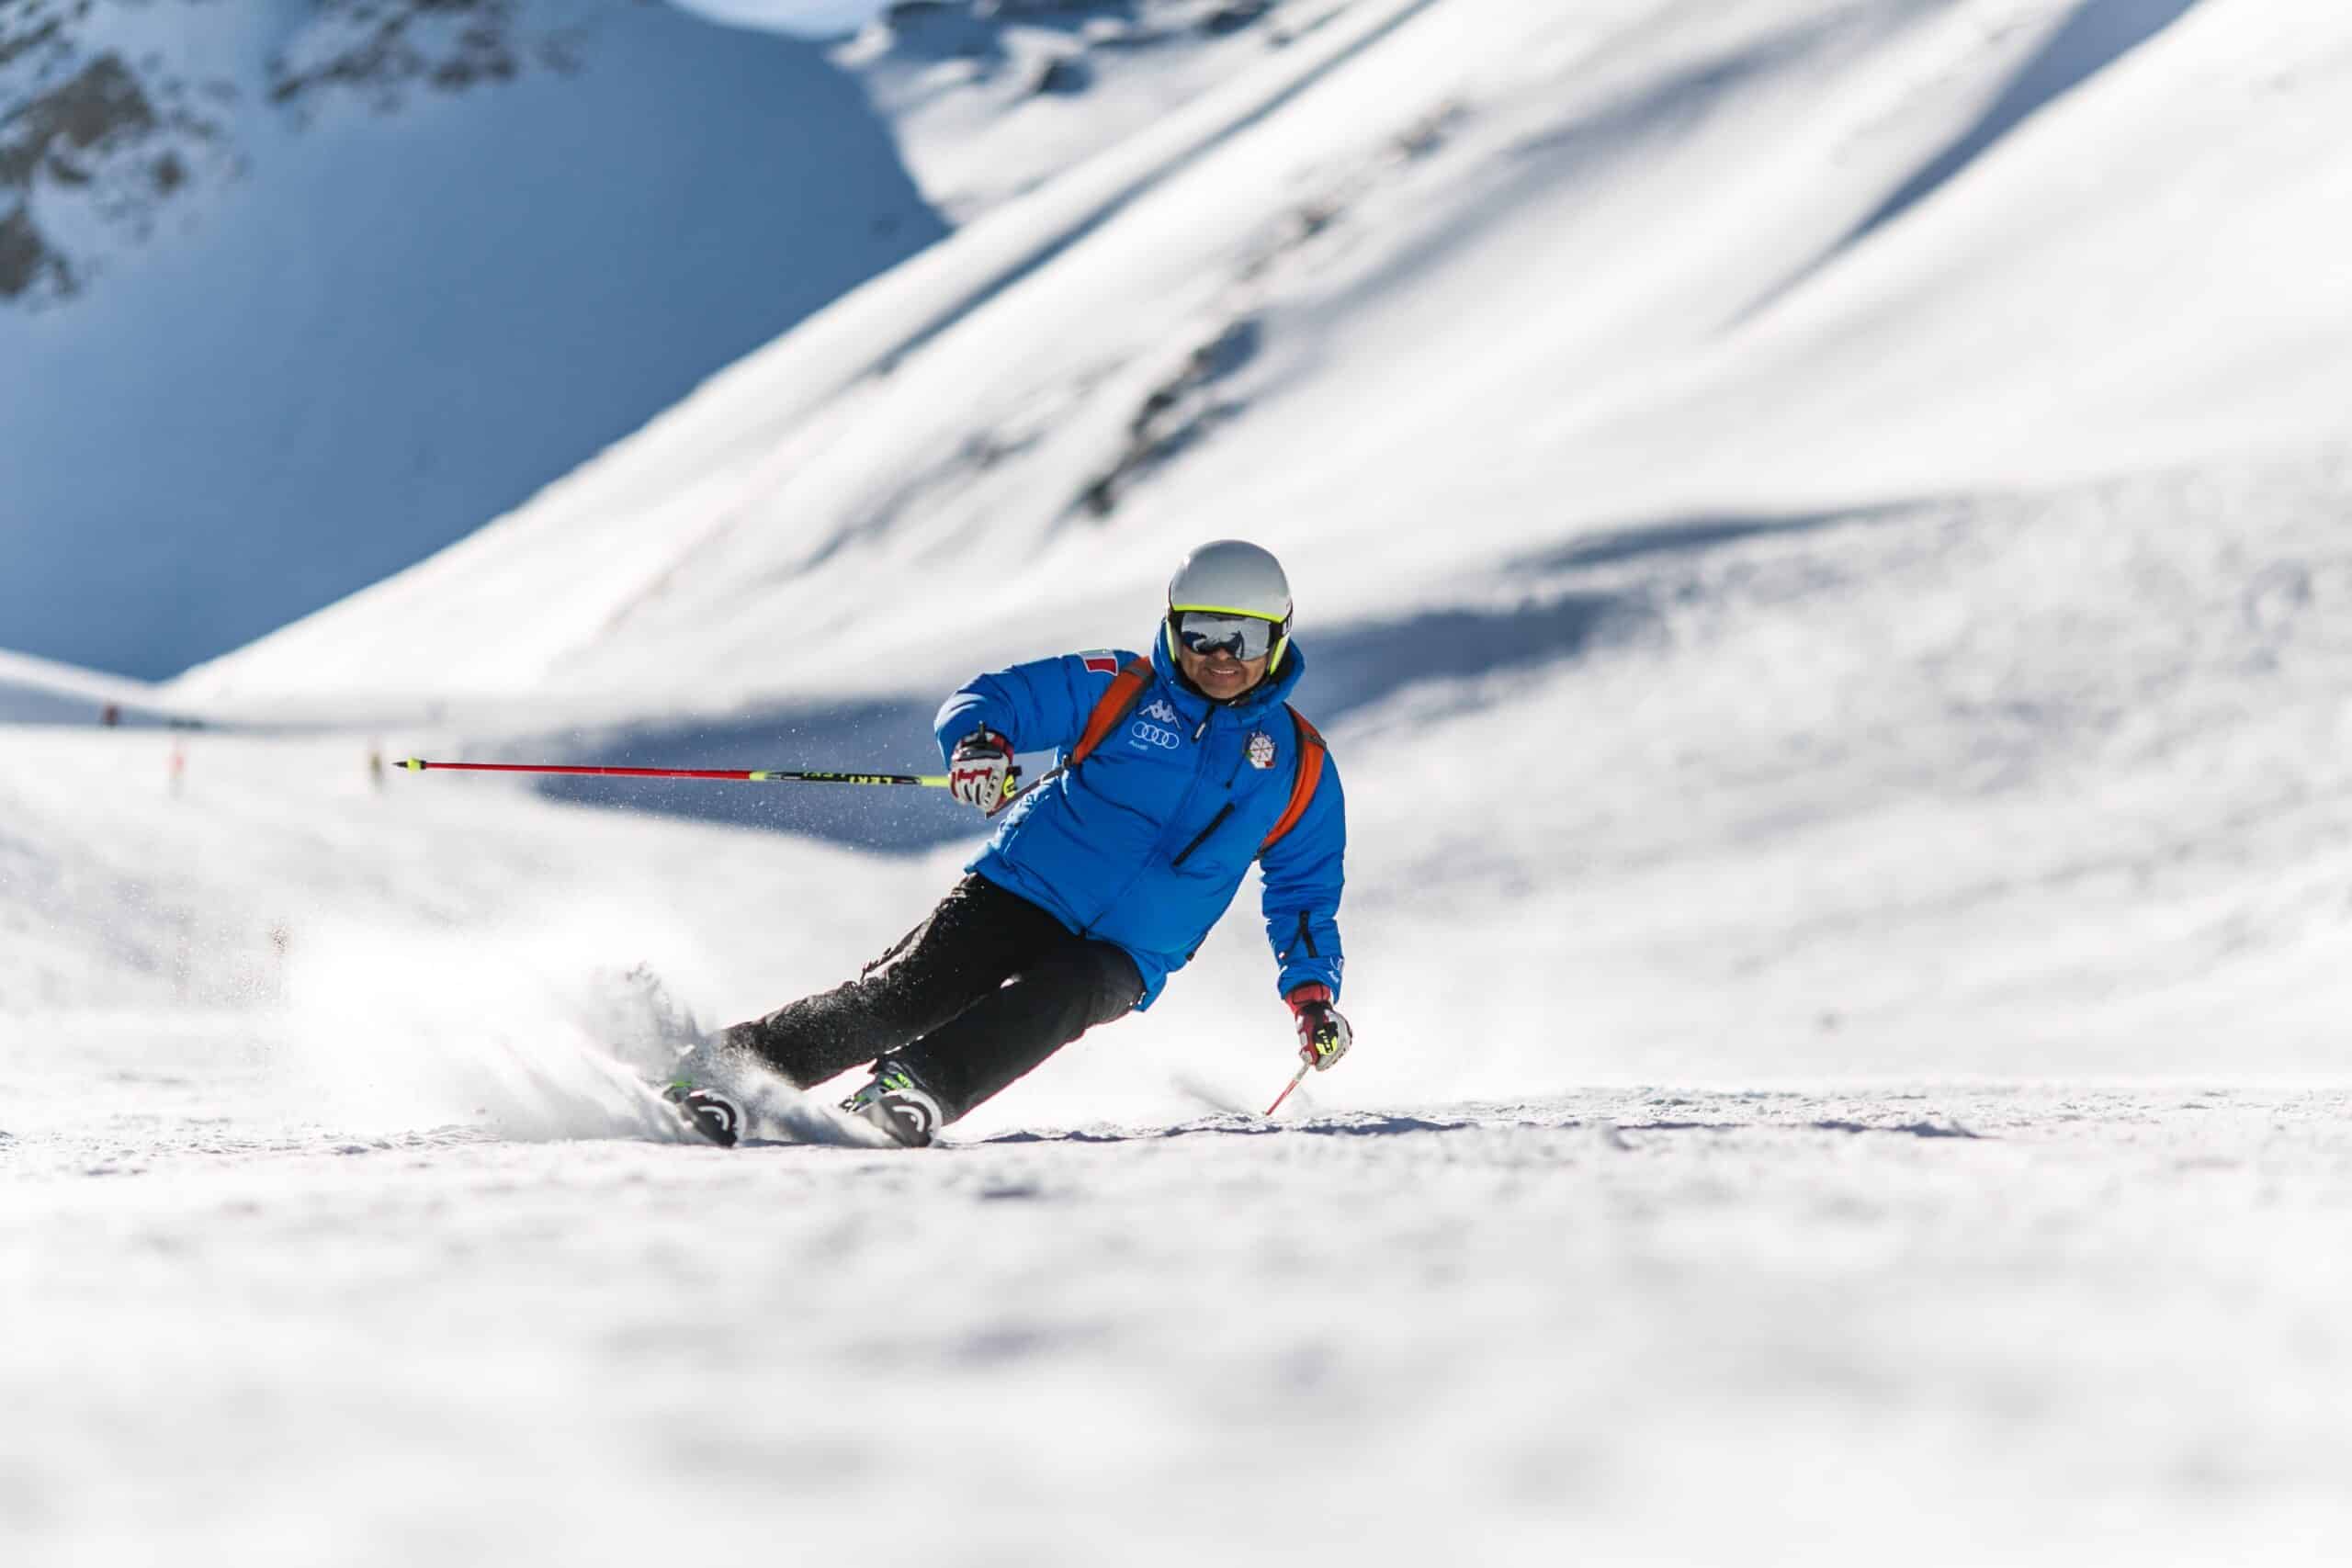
[947,728,1014,813]
[1286,983,1352,1070]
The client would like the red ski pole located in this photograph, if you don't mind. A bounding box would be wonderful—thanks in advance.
[1264,1061,1312,1118]
[398,758,1035,813]
[398,758,951,787]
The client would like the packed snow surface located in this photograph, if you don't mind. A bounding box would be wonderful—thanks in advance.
[9,1031,2352,1563]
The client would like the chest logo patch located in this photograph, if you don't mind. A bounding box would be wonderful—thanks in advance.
[1141,698,1181,726]
[1247,730,1278,770]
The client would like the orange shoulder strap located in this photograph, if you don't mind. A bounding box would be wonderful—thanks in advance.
[1258,705,1328,858]
[1068,659,1156,768]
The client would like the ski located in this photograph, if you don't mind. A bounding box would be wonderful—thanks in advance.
[659,1080,743,1148]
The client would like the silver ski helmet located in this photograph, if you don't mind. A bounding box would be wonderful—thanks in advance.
[1166,539,1294,672]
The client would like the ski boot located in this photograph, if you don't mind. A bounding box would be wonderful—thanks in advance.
[839,1062,944,1149]
[662,1079,743,1148]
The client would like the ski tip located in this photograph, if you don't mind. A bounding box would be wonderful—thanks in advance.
[660,1081,743,1148]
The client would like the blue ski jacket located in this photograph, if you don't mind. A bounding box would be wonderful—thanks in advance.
[933,632,1346,1010]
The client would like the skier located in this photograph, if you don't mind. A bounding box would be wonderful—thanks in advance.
[673,539,1351,1147]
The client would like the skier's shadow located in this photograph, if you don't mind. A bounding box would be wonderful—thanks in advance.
[976,1112,1495,1145]
[525,697,984,852]
[972,1114,1984,1145]
[520,597,1623,852]
[517,507,1884,853]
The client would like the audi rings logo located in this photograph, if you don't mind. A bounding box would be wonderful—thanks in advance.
[1128,720,1182,750]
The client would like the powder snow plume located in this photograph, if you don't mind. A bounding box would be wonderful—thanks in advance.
[266,903,728,1142]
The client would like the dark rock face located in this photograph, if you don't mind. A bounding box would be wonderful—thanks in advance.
[1030,52,1091,96]
[871,0,1285,73]
[265,0,581,110]
[0,4,233,303]
[0,198,51,296]
[1201,1,1272,34]
[0,0,67,73]
[1078,314,1261,517]
[0,0,598,306]
[0,52,155,183]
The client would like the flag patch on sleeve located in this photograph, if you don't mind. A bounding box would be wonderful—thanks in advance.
[1080,651,1119,674]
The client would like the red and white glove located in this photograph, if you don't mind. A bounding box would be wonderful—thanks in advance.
[947,729,1014,813]
[1286,983,1352,1071]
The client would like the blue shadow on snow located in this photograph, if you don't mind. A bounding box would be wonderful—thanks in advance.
[526,506,1910,852]
[1736,0,2204,322]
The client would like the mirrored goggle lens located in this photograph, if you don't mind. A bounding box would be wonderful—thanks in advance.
[1174,612,1278,660]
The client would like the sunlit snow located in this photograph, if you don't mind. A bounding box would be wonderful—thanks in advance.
[8,0,2352,1561]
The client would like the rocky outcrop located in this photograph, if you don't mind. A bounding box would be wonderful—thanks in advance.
[0,16,230,303]
[0,0,595,305]
[868,0,1294,70]
[266,0,585,111]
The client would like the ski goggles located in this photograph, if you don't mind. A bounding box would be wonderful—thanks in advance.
[1170,610,1284,661]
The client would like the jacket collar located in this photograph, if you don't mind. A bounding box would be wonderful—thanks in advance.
[1149,623,1306,722]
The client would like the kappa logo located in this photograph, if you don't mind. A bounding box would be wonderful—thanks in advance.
[1129,721,1181,750]
[1140,698,1181,726]
[1246,730,1277,769]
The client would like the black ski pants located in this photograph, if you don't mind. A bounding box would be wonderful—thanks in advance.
[719,874,1144,1124]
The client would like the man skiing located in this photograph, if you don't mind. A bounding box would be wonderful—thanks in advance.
[673,539,1351,1147]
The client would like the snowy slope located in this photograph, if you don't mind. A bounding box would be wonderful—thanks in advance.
[827,0,1374,222]
[0,648,201,728]
[0,0,947,680]
[12,0,2336,1078]
[137,0,2352,1074]
[175,0,2352,708]
[172,0,1446,708]
[13,1070,2352,1567]
[1,0,1351,683]
[13,4,2352,1559]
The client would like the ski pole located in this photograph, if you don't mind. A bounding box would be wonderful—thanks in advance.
[396,757,1035,814]
[1264,1061,1312,1118]
[398,758,952,787]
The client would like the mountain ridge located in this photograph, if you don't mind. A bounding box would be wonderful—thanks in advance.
[0,0,949,679]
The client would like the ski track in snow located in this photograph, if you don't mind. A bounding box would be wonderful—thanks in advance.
[7,1014,2352,1563]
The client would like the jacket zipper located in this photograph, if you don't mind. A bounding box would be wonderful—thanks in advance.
[1170,804,1234,869]
[1077,681,1219,930]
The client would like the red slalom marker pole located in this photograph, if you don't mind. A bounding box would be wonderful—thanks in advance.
[1264,1061,1312,1118]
